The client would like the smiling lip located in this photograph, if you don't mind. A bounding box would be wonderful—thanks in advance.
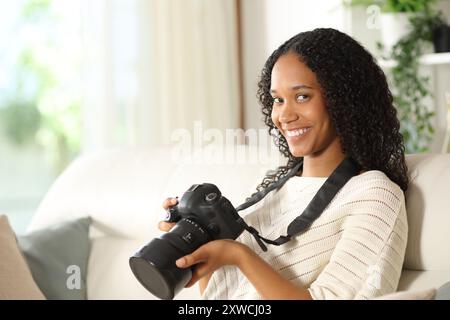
[284,127,312,138]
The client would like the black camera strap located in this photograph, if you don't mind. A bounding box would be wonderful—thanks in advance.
[236,157,361,252]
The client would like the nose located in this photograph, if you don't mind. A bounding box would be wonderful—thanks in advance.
[278,100,298,124]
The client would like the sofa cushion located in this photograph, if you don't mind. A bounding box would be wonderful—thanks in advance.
[373,288,436,300]
[0,215,45,300]
[435,282,450,300]
[398,270,450,291]
[17,217,91,299]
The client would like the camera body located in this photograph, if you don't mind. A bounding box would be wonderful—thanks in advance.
[129,183,246,300]
[165,183,245,239]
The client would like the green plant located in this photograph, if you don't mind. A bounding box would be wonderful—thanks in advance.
[0,47,53,146]
[0,0,81,173]
[343,0,438,12]
[344,0,445,152]
[0,100,41,145]
[379,8,446,152]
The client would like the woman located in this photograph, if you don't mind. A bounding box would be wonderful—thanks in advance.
[159,28,409,300]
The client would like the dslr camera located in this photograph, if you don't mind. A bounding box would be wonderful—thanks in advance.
[129,183,247,300]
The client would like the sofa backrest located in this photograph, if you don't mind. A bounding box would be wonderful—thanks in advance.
[403,153,450,272]
[29,144,285,239]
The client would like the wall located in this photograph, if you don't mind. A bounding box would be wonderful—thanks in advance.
[240,0,348,131]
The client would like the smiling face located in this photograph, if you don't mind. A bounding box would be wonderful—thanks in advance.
[270,52,342,159]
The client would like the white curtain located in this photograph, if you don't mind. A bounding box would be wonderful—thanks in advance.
[80,0,240,151]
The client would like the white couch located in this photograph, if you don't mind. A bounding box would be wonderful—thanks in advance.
[28,144,450,299]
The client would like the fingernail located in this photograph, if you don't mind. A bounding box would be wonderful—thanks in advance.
[176,257,185,268]
[172,199,177,203]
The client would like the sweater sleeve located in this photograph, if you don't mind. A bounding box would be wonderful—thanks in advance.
[307,181,408,300]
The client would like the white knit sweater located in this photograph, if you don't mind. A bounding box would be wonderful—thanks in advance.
[202,170,408,300]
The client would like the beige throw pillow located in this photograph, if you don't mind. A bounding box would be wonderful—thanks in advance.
[0,215,45,300]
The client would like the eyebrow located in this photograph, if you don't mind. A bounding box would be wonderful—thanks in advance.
[270,84,313,94]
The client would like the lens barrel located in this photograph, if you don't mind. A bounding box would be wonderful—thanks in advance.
[129,218,210,299]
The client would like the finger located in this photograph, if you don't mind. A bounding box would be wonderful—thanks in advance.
[158,221,176,232]
[162,197,178,210]
[176,249,208,268]
[185,263,210,288]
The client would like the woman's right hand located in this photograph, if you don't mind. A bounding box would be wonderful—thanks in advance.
[158,197,178,232]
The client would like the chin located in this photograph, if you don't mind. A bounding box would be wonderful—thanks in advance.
[288,146,308,158]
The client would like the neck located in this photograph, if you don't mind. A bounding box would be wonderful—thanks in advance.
[298,139,346,178]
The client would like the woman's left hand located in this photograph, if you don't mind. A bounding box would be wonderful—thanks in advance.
[175,239,249,288]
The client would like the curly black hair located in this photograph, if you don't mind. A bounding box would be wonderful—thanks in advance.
[253,28,409,196]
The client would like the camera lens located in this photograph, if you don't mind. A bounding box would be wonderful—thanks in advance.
[129,218,211,299]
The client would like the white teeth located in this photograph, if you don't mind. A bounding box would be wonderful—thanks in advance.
[286,127,311,137]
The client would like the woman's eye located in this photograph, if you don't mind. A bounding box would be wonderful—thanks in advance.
[273,97,283,104]
[297,94,309,102]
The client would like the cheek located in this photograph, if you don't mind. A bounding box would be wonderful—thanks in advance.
[322,110,334,131]
[313,102,331,127]
[319,113,337,140]
[271,108,279,127]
